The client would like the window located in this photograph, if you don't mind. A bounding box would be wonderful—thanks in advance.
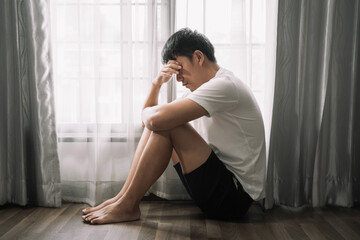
[51,0,275,129]
[174,0,272,117]
[51,0,173,143]
[50,0,277,203]
[51,0,170,126]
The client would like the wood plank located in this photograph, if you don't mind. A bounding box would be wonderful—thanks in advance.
[56,203,110,240]
[154,222,173,240]
[0,207,36,239]
[292,207,345,240]
[105,221,142,240]
[251,222,277,240]
[300,223,327,240]
[205,219,222,239]
[269,206,311,240]
[28,205,68,233]
[168,202,191,240]
[308,209,345,240]
[37,203,84,239]
[137,202,158,240]
[268,222,293,240]
[0,207,21,225]
[146,202,168,240]
[321,208,360,240]
[220,220,260,240]
[87,229,109,240]
[0,202,360,240]
[242,204,277,240]
[137,221,157,240]
[153,201,194,240]
[189,204,207,240]
[150,202,169,240]
[11,206,69,240]
[330,207,360,237]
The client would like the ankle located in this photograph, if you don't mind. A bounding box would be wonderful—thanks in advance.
[116,195,140,211]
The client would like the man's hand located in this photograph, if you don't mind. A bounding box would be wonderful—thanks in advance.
[153,60,182,86]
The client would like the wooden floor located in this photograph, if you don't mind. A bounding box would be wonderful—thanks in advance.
[0,201,360,240]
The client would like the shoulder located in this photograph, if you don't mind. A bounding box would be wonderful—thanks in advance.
[198,68,239,98]
[186,68,241,115]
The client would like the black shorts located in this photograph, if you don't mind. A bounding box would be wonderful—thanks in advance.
[174,151,253,220]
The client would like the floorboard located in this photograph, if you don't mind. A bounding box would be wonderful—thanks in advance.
[0,202,359,240]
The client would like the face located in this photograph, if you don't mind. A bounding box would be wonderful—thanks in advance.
[174,54,203,92]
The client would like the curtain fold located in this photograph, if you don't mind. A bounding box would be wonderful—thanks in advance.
[51,0,188,206]
[0,0,61,207]
[266,0,360,208]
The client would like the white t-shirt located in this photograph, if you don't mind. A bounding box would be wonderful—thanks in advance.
[186,67,266,201]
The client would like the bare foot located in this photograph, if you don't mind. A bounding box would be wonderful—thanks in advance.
[82,200,141,224]
[82,195,121,215]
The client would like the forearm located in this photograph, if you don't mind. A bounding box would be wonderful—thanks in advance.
[143,82,162,110]
[142,82,162,128]
[142,60,181,128]
[142,99,208,132]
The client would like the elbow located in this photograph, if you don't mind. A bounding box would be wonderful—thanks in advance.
[146,115,173,131]
[145,118,158,131]
[142,108,157,131]
[142,106,170,131]
[144,115,162,131]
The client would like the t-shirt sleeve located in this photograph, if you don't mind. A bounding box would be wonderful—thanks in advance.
[187,77,239,116]
[181,91,191,99]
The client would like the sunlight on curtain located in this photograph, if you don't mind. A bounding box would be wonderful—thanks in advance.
[50,0,173,205]
[175,0,278,165]
[50,0,278,205]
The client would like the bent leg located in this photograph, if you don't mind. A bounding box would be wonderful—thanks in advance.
[166,123,212,173]
[82,128,152,214]
[83,124,211,224]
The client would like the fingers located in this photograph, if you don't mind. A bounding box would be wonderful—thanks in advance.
[153,60,182,86]
[167,59,181,66]
[162,67,179,75]
[163,61,182,75]
[167,61,183,81]
[154,61,182,85]
[165,61,184,82]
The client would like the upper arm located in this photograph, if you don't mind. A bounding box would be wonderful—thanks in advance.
[142,98,208,131]
[187,78,239,116]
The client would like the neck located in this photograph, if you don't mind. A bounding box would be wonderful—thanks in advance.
[203,62,220,82]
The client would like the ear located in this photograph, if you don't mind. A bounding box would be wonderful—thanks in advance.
[193,50,205,66]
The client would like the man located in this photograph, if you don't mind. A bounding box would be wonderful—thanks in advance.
[82,28,266,224]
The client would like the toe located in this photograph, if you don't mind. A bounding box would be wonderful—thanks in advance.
[83,213,95,222]
[83,215,93,222]
[87,213,100,222]
[82,208,90,214]
[91,217,104,225]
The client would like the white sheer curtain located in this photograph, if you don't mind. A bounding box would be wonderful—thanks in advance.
[50,0,181,205]
[50,0,278,205]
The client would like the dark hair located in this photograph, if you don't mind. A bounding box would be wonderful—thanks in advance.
[161,28,216,64]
